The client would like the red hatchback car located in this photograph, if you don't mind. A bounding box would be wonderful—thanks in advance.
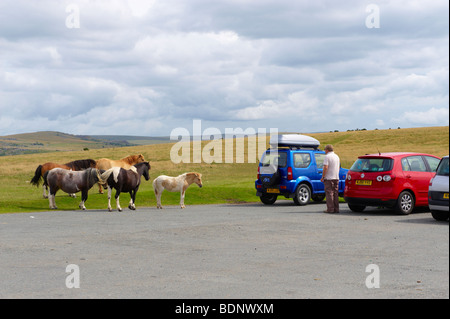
[344,152,441,214]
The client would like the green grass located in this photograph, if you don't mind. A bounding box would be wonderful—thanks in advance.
[0,126,448,214]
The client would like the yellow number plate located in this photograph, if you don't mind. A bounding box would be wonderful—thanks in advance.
[266,188,280,194]
[444,193,449,199]
[355,180,372,186]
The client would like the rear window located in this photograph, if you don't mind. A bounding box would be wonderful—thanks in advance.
[261,151,287,168]
[350,158,393,172]
[436,157,449,176]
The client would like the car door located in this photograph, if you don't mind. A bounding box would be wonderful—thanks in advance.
[401,155,433,205]
[312,153,325,192]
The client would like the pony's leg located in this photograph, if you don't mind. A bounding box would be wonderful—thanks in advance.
[107,186,113,212]
[79,191,87,210]
[115,191,122,212]
[49,193,57,209]
[48,194,53,209]
[180,190,186,209]
[98,183,104,194]
[128,191,136,210]
[155,187,163,209]
[43,184,48,199]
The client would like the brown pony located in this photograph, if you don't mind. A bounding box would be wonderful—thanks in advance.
[95,154,145,193]
[30,159,97,198]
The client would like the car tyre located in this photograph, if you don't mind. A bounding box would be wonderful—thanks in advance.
[293,184,311,206]
[431,210,449,221]
[348,204,366,212]
[395,191,415,215]
[312,194,325,202]
[260,194,277,205]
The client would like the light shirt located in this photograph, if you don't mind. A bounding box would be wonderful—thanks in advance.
[323,151,340,180]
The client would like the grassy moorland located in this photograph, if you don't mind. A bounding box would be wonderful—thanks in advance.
[0,126,448,214]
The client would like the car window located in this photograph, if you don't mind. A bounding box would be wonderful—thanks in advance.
[350,158,393,172]
[402,156,427,172]
[424,156,441,172]
[261,151,287,168]
[436,157,449,176]
[315,153,325,169]
[294,153,311,168]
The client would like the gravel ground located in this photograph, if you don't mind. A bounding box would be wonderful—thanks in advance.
[0,202,448,299]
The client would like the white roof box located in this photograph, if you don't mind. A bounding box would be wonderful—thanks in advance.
[270,134,320,149]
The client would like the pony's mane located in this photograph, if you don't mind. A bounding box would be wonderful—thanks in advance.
[122,154,144,165]
[86,168,101,186]
[66,159,96,170]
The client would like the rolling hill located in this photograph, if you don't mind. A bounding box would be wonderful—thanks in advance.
[0,131,170,156]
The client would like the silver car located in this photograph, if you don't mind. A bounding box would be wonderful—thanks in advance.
[428,155,449,221]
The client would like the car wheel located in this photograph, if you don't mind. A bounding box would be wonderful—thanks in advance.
[395,191,415,215]
[312,194,325,202]
[260,194,277,205]
[348,204,366,212]
[431,210,449,221]
[293,184,311,206]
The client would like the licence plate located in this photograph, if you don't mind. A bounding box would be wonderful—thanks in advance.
[266,188,280,194]
[355,180,372,186]
[444,193,449,199]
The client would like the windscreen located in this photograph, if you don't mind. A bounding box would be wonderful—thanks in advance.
[436,158,449,176]
[261,151,287,168]
[350,158,393,172]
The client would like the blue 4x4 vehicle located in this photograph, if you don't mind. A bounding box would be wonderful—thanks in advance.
[255,135,349,205]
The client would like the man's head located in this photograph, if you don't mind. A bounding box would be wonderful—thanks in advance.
[324,144,334,153]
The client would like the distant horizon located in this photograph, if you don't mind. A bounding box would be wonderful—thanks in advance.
[2,124,448,139]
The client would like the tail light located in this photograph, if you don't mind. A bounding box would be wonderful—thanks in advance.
[257,166,260,180]
[287,166,293,180]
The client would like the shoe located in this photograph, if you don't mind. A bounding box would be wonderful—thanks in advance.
[323,210,338,214]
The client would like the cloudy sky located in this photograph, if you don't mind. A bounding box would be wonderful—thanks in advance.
[0,0,448,137]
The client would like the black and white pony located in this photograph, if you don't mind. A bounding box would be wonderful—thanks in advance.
[100,162,151,212]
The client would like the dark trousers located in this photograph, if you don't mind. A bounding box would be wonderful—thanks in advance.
[324,179,339,212]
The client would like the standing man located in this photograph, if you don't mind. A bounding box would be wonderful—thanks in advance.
[321,144,340,214]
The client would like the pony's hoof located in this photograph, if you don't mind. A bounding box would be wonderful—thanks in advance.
[108,208,112,212]
[118,208,123,212]
[128,205,136,210]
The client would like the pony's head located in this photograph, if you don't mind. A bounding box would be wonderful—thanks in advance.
[135,162,151,181]
[188,172,203,188]
[88,168,106,186]
[125,154,146,165]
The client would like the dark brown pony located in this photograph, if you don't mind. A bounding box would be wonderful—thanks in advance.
[30,159,97,198]
[100,162,151,212]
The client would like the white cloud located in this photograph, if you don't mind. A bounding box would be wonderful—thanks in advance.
[399,107,449,126]
[0,0,448,136]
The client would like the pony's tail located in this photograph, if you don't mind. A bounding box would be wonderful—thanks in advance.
[100,168,114,183]
[30,165,43,187]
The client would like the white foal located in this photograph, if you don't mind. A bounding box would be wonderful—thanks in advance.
[153,172,203,209]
